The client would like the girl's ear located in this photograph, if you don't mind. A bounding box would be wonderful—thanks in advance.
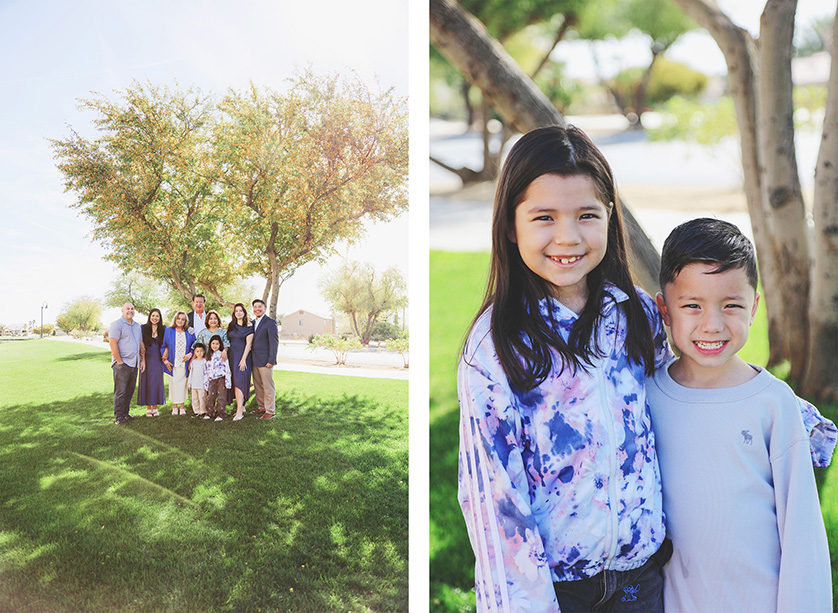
[655,292,671,326]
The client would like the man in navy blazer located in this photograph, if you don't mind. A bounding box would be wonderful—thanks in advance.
[250,299,279,419]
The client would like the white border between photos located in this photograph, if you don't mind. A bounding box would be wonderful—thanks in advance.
[408,0,431,610]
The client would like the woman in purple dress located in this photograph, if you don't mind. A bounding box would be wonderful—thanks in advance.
[137,308,166,416]
[227,303,254,422]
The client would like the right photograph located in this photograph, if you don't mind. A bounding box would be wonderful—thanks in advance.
[429,0,838,611]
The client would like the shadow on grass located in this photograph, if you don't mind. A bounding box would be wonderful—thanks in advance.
[0,388,408,612]
[56,350,111,363]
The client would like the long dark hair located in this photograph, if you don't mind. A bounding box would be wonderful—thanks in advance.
[207,334,223,359]
[141,308,166,347]
[470,125,655,391]
[227,303,250,332]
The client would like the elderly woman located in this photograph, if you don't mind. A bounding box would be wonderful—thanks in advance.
[192,310,230,360]
[162,310,195,415]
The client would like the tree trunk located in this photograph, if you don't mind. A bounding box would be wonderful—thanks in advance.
[801,18,838,401]
[266,222,281,319]
[430,0,566,134]
[430,0,662,294]
[669,0,788,366]
[757,0,810,382]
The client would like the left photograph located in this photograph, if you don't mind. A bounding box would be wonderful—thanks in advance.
[0,1,409,611]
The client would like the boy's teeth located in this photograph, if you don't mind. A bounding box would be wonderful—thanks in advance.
[695,341,724,349]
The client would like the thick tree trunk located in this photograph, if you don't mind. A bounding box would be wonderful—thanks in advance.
[801,18,838,401]
[430,0,662,294]
[669,0,788,366]
[758,0,810,382]
[430,0,566,134]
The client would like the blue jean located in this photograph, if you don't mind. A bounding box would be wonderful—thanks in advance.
[553,540,671,613]
[112,362,137,421]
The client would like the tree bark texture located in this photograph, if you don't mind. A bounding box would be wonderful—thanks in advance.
[758,0,810,381]
[669,0,790,367]
[802,17,838,401]
[430,0,662,294]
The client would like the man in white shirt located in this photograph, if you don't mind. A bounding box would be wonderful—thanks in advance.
[187,294,207,336]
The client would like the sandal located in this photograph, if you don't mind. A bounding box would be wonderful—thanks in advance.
[146,409,154,417]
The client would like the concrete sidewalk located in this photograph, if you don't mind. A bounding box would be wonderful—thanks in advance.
[48,336,409,381]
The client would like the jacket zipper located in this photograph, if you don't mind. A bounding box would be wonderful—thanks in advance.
[597,362,621,567]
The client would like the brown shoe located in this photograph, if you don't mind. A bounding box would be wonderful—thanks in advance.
[252,408,267,414]
[259,413,275,420]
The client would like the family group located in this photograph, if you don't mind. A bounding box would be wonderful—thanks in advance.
[457,126,836,612]
[108,295,279,426]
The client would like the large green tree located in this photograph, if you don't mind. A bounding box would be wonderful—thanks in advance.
[51,82,229,304]
[215,71,409,318]
[53,72,408,319]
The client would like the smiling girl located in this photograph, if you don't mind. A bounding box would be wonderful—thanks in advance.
[457,126,673,612]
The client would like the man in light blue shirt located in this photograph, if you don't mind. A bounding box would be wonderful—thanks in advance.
[108,303,145,425]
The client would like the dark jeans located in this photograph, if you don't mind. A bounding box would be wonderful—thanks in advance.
[554,540,672,613]
[112,362,138,421]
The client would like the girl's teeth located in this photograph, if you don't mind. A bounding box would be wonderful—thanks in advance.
[553,256,580,264]
[695,341,724,350]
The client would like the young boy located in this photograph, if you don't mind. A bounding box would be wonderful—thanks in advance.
[647,218,835,612]
[187,343,208,418]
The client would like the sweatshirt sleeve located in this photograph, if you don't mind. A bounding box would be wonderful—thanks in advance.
[770,416,832,612]
[795,396,836,468]
[457,348,561,613]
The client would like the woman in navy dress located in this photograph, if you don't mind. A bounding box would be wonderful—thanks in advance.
[227,303,254,422]
[137,308,166,416]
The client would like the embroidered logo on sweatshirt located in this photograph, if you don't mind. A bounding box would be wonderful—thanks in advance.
[621,584,640,602]
[741,430,753,445]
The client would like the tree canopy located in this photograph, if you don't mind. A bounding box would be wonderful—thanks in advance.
[52,70,408,318]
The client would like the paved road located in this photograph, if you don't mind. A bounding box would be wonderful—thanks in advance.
[50,336,409,381]
[428,116,824,252]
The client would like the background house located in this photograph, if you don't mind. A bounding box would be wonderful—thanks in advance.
[279,309,336,340]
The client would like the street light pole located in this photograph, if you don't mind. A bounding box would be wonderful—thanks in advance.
[40,302,48,338]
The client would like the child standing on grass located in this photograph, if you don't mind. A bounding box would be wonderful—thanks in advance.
[203,335,230,422]
[458,126,674,612]
[647,218,834,612]
[187,343,208,418]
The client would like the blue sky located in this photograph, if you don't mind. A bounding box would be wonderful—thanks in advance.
[0,0,408,325]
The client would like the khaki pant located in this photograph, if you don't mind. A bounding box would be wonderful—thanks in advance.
[252,366,276,415]
[190,387,207,415]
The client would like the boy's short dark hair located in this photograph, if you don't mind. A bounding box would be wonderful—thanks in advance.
[660,218,758,290]
[193,342,206,353]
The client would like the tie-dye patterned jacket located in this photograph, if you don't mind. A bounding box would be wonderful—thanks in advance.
[458,284,836,612]
[457,286,672,612]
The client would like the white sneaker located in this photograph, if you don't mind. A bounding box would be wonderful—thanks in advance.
[179,408,186,415]
[214,416,223,421]
[172,408,178,415]
[203,415,211,420]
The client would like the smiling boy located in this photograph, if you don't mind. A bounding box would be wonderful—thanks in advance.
[646,218,835,612]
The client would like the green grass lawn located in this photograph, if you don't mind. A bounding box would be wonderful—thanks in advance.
[0,339,408,612]
[429,250,838,612]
